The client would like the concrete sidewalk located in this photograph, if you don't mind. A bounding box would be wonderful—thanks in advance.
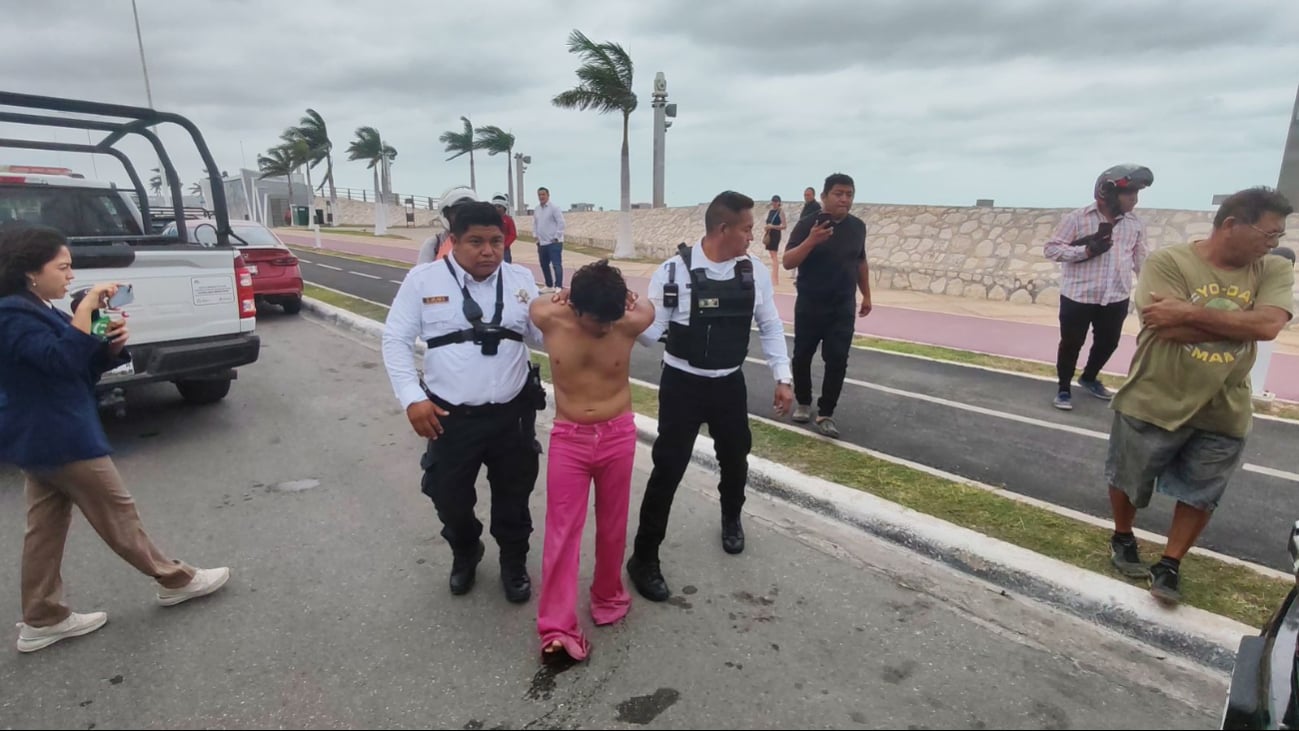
[279,227,1299,401]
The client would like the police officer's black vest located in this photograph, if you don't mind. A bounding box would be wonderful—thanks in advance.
[664,242,756,370]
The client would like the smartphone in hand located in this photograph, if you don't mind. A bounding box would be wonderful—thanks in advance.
[107,284,134,309]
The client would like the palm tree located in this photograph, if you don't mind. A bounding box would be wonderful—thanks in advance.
[279,131,314,211]
[148,167,163,197]
[291,108,337,218]
[475,125,516,208]
[439,116,479,191]
[346,126,397,205]
[187,182,204,204]
[257,145,296,226]
[553,29,637,258]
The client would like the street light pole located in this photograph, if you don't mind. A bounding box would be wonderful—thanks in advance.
[131,0,154,109]
[374,146,390,236]
[514,153,531,216]
[651,72,667,208]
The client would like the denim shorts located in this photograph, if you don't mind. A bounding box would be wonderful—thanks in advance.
[1104,411,1246,512]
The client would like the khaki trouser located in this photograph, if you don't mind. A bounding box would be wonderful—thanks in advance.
[21,457,194,627]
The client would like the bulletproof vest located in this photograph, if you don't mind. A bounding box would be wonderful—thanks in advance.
[664,242,756,370]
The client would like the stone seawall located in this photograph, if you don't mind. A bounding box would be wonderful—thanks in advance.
[511,202,1298,305]
[313,196,439,228]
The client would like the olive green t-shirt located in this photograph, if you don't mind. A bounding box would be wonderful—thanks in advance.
[1112,243,1294,438]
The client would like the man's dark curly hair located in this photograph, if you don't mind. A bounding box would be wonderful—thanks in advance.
[569,259,627,324]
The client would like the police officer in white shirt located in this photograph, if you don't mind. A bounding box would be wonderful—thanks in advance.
[383,202,546,603]
[625,191,795,602]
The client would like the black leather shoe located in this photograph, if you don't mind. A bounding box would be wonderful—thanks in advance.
[449,540,485,596]
[501,562,532,604]
[722,516,745,555]
[626,554,670,602]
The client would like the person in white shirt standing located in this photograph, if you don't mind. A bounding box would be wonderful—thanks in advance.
[1043,164,1154,411]
[624,191,795,603]
[383,202,547,603]
[533,187,566,291]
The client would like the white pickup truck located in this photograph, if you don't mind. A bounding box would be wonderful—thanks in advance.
[0,92,261,411]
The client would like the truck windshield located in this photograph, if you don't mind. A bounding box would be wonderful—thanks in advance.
[0,185,144,238]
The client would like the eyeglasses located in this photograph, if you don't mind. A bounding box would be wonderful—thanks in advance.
[1248,223,1286,241]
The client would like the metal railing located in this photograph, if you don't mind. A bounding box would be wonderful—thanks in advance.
[314,186,438,210]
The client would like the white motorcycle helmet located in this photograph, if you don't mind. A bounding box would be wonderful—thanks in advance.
[436,185,478,229]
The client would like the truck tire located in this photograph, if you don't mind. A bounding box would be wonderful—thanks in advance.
[176,378,232,405]
[282,296,302,315]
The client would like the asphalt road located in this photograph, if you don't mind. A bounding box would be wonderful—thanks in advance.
[0,315,1224,728]
[296,248,1299,571]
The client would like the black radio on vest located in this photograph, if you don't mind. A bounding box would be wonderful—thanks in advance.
[662,242,685,310]
[664,242,756,370]
[425,257,524,356]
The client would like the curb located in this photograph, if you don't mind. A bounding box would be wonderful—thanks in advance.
[301,296,1256,672]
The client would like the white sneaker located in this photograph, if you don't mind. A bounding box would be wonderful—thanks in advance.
[157,567,231,607]
[16,611,108,653]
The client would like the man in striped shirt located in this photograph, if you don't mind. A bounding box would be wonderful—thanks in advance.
[1043,164,1154,411]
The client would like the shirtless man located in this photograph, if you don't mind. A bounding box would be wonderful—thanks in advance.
[529,260,654,664]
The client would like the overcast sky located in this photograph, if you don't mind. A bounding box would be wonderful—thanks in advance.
[2,0,1297,212]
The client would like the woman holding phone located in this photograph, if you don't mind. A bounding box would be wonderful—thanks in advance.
[0,224,229,653]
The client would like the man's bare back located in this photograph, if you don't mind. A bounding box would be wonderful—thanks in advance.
[531,297,654,424]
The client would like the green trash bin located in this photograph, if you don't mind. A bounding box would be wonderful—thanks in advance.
[293,205,310,226]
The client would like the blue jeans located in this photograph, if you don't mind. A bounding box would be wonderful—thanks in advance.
[539,242,564,288]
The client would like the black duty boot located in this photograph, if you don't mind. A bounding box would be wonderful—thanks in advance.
[722,515,745,555]
[449,540,485,596]
[501,561,532,604]
[626,553,670,602]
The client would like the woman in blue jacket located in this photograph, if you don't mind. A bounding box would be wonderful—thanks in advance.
[0,225,230,653]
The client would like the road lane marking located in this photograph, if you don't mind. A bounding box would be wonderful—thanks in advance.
[303,282,391,309]
[743,357,1299,484]
[316,263,344,272]
[349,271,382,280]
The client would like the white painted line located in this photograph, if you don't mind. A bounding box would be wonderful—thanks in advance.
[1247,464,1299,482]
[754,325,1299,426]
[744,355,1299,484]
[317,263,344,272]
[297,258,312,264]
[305,282,391,310]
[349,271,382,280]
[389,279,404,285]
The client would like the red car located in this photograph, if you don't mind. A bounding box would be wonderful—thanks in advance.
[166,219,304,314]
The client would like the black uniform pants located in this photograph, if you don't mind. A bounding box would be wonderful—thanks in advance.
[420,395,540,564]
[634,366,751,561]
[1056,296,1129,391]
[792,297,855,417]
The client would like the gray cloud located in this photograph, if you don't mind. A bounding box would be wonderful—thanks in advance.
[640,0,1297,73]
[0,0,1294,213]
